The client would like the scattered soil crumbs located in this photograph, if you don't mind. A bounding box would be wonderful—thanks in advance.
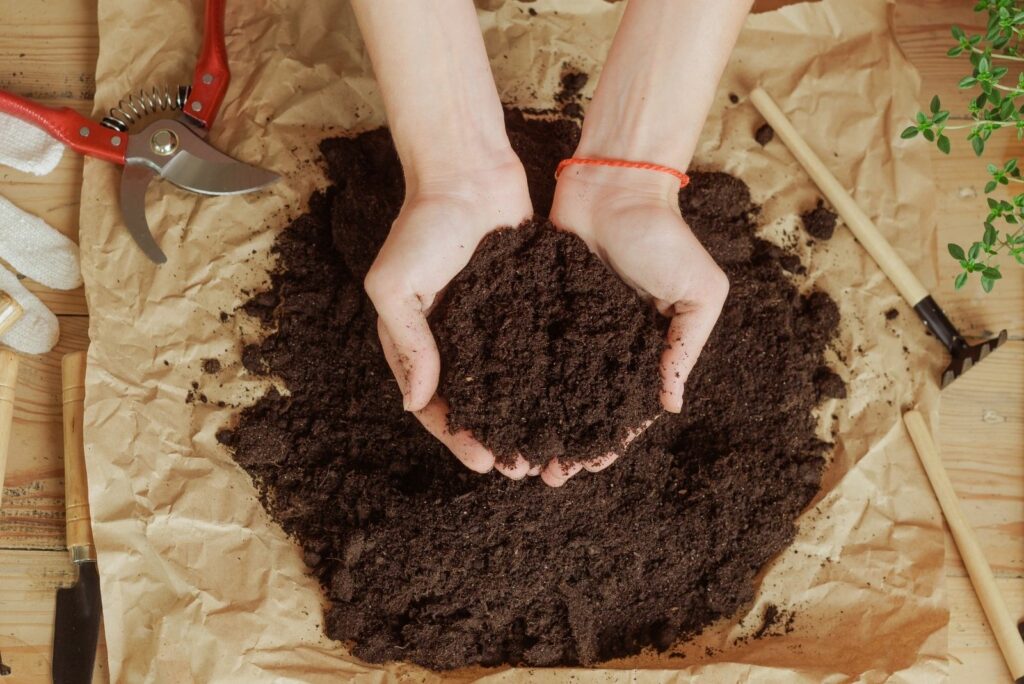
[885,308,899,320]
[555,70,588,120]
[218,110,843,670]
[201,358,222,374]
[801,200,838,240]
[431,219,664,466]
[754,123,774,146]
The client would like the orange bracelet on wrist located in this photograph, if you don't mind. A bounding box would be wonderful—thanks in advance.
[554,157,690,188]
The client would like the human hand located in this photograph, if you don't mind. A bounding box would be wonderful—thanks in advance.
[366,159,539,480]
[543,165,729,486]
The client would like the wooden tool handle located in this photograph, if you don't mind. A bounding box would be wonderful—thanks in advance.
[61,351,94,560]
[904,410,1024,681]
[0,349,19,512]
[749,87,930,306]
[0,290,23,338]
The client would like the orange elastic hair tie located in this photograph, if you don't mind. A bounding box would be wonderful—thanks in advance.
[555,157,690,188]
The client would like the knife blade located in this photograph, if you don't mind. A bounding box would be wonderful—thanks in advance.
[52,351,102,684]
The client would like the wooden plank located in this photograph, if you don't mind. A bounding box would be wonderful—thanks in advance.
[894,0,1024,337]
[948,574,1024,683]
[939,341,1024,578]
[0,0,96,316]
[0,548,108,684]
[0,317,89,551]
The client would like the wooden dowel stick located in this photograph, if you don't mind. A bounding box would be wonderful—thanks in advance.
[0,349,19,511]
[749,87,930,306]
[61,351,94,558]
[904,410,1024,681]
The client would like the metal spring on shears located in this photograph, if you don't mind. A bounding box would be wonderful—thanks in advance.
[100,85,192,132]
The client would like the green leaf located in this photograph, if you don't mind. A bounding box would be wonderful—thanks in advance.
[955,271,969,289]
[968,242,982,260]
[973,136,986,155]
[900,126,919,139]
[984,223,998,246]
[979,56,990,72]
[938,135,951,154]
[948,46,964,56]
[934,111,950,124]
[981,275,995,292]
[952,25,966,40]
[985,179,998,192]
[916,111,928,124]
[930,95,940,113]
[959,75,979,88]
[948,243,966,260]
[982,266,1002,279]
[923,128,935,142]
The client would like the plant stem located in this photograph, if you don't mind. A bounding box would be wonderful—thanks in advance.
[971,46,1024,62]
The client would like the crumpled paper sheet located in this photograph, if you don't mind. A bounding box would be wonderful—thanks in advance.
[78,0,949,681]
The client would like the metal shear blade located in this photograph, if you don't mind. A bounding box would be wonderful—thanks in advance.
[121,118,280,263]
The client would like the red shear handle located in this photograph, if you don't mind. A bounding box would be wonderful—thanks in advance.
[184,0,230,128]
[0,90,126,165]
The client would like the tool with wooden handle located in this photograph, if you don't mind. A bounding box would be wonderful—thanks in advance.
[904,410,1024,683]
[0,348,19,512]
[53,351,102,684]
[0,292,23,512]
[750,87,1008,388]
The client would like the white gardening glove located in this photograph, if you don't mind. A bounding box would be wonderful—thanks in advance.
[0,112,80,355]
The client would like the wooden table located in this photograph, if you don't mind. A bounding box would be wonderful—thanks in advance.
[0,1,1020,681]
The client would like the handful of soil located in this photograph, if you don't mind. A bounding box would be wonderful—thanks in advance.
[431,219,665,467]
[219,110,843,670]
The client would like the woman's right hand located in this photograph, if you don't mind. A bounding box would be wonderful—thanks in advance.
[365,158,537,480]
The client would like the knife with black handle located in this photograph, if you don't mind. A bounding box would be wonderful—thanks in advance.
[52,351,102,684]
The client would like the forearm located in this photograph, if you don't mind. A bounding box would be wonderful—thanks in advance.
[350,0,515,186]
[577,0,753,173]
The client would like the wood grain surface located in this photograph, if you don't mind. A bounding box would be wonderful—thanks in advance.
[0,1,1020,682]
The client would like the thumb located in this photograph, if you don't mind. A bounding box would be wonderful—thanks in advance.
[375,309,440,412]
[659,291,726,414]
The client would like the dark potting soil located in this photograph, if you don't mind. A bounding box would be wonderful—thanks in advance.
[802,200,838,240]
[431,218,664,467]
[219,111,843,670]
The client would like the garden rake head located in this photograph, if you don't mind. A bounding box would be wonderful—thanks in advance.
[913,296,1008,388]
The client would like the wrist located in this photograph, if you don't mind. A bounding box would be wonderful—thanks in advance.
[390,107,518,188]
[405,148,527,199]
[555,160,681,204]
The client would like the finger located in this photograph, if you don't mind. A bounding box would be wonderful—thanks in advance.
[660,294,727,414]
[541,459,583,488]
[582,452,618,473]
[413,395,495,474]
[624,417,657,445]
[494,456,531,480]
[379,323,494,474]
[527,464,543,477]
[581,417,658,474]
[372,296,439,412]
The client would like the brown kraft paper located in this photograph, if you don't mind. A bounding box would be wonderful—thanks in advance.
[78,0,948,680]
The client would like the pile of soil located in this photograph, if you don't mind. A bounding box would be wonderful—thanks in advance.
[431,218,664,466]
[218,110,843,669]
